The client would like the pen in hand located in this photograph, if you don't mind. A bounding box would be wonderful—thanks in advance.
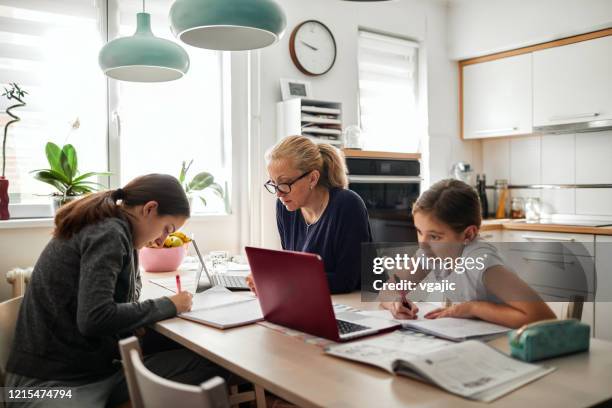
[393,273,412,311]
[175,274,182,293]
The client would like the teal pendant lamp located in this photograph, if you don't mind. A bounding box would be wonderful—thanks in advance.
[99,2,190,82]
[169,0,287,51]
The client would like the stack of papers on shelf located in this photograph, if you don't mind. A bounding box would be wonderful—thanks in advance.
[301,105,341,115]
[359,302,510,342]
[326,331,555,402]
[179,286,263,329]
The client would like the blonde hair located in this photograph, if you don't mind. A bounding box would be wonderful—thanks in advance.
[266,136,348,189]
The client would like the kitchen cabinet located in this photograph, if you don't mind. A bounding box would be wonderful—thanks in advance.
[462,53,532,139]
[533,35,612,128]
[500,230,595,328]
[595,235,612,341]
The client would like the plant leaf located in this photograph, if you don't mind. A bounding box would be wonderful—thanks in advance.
[30,168,71,186]
[72,181,106,190]
[31,171,67,193]
[61,144,77,180]
[199,195,207,206]
[179,161,187,184]
[209,182,224,198]
[188,172,214,191]
[45,142,63,174]
[72,171,111,184]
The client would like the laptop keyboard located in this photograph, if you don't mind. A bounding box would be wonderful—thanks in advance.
[337,319,370,335]
[212,274,249,289]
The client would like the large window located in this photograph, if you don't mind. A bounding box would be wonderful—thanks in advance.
[0,0,107,204]
[0,0,230,215]
[113,0,229,214]
[358,30,420,152]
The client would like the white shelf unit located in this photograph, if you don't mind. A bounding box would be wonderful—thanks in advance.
[277,99,343,146]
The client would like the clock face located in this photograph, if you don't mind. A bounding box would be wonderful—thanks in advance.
[290,20,337,76]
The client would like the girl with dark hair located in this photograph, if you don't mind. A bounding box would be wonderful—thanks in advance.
[380,179,555,328]
[5,174,227,407]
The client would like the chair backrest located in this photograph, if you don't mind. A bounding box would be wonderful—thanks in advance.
[0,296,23,386]
[119,337,229,408]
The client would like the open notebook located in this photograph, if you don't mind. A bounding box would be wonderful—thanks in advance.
[179,286,263,329]
[359,302,511,342]
[325,331,555,402]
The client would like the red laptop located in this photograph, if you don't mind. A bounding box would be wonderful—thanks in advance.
[245,246,400,342]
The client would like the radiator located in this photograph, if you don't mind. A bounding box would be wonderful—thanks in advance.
[6,267,33,298]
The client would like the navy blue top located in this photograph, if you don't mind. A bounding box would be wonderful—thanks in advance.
[276,188,372,293]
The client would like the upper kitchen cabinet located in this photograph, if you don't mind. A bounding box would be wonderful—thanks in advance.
[462,53,532,139]
[533,35,612,129]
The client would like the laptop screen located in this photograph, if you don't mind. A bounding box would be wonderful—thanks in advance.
[191,240,213,293]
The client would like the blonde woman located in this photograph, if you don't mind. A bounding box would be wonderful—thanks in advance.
[247,136,372,294]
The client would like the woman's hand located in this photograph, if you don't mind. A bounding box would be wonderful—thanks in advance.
[169,291,193,314]
[425,302,475,319]
[246,274,257,296]
[381,300,419,320]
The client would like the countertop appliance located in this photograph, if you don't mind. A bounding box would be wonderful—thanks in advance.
[346,157,421,243]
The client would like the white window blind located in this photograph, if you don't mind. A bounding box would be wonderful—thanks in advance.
[113,0,229,214]
[0,0,108,204]
[358,30,420,152]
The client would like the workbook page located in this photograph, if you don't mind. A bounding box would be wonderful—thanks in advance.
[325,330,451,373]
[397,340,554,401]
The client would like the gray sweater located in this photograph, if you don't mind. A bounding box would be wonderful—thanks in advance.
[6,217,176,382]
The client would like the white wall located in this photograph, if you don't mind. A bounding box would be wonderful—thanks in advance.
[448,0,612,60]
[254,0,480,248]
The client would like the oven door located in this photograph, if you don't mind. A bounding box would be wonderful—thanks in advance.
[348,175,420,243]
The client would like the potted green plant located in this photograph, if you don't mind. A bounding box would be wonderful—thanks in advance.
[31,142,110,211]
[1,83,27,220]
[178,160,224,209]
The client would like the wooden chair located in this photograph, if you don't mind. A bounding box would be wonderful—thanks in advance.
[119,336,230,408]
[0,297,22,387]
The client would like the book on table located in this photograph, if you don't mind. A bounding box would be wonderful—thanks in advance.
[179,286,263,329]
[358,302,511,342]
[325,330,555,402]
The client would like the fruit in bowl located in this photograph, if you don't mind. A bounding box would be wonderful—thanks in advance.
[139,232,192,272]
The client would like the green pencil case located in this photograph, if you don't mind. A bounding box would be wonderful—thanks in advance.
[509,319,590,362]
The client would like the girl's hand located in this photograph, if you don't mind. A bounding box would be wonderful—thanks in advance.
[425,302,475,319]
[381,301,419,320]
[169,291,193,314]
[246,274,257,296]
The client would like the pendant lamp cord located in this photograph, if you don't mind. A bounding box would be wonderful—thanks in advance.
[142,0,145,12]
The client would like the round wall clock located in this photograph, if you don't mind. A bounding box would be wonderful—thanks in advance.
[289,20,337,76]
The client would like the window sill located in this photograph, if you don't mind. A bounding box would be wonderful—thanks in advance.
[0,218,55,230]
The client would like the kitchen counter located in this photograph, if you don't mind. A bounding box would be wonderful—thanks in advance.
[481,219,612,236]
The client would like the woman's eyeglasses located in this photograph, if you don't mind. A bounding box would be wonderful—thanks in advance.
[264,171,310,194]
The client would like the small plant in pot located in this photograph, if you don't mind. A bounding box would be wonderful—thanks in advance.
[1,83,27,220]
[30,142,110,211]
[139,231,192,272]
[179,160,224,210]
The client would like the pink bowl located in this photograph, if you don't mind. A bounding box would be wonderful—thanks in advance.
[139,245,186,272]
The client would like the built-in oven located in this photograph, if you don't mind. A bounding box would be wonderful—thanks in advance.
[346,157,421,243]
